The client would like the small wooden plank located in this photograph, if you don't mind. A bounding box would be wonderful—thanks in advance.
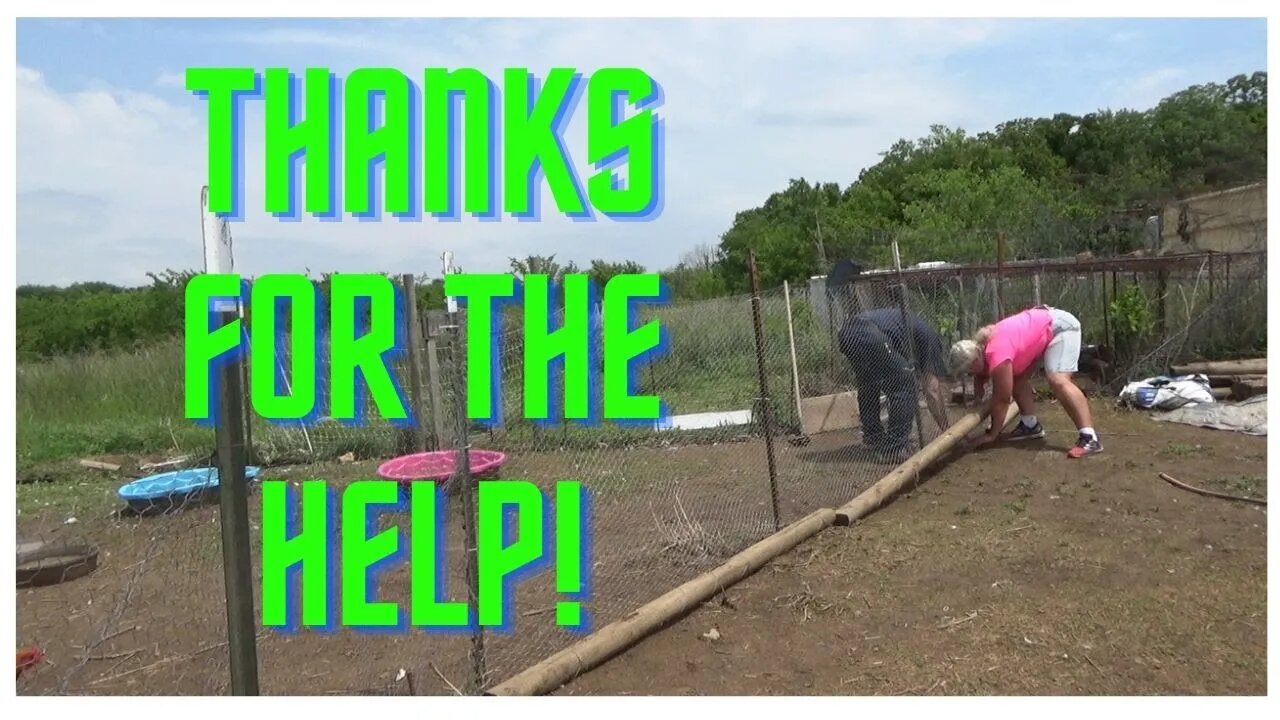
[78,459,121,472]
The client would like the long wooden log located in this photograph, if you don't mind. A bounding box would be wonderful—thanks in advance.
[834,404,1018,526]
[1171,359,1267,376]
[486,507,837,696]
[1206,374,1266,388]
[489,407,1009,695]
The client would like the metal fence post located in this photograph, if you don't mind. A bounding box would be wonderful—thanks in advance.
[890,242,928,451]
[747,250,782,530]
[214,307,261,696]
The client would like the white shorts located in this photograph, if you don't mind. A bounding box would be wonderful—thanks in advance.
[1043,307,1081,374]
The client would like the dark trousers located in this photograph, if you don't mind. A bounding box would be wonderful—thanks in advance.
[842,325,915,450]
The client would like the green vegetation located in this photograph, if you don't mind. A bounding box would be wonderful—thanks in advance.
[1109,284,1156,367]
[716,72,1266,290]
[15,72,1268,468]
[16,340,212,468]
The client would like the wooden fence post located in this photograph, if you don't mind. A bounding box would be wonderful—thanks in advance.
[423,311,449,450]
[214,308,260,696]
[995,231,1006,317]
[401,274,429,452]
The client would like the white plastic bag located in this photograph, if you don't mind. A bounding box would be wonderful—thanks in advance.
[1118,374,1216,410]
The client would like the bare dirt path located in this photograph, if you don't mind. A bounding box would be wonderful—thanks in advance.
[559,403,1267,695]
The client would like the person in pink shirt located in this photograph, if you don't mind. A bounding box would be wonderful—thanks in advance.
[947,306,1102,458]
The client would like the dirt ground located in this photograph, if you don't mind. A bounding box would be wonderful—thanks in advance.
[560,402,1268,695]
[15,401,1266,695]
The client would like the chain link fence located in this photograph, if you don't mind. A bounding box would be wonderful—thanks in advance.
[17,239,1266,696]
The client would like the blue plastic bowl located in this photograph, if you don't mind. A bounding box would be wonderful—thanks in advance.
[118,466,261,514]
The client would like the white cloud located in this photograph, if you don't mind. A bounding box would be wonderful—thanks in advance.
[17,19,1015,286]
[155,71,185,88]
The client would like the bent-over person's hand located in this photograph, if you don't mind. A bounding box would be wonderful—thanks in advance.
[970,430,1001,448]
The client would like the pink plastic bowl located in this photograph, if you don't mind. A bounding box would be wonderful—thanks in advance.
[376,449,507,482]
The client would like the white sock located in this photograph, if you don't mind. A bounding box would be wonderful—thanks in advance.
[1020,415,1038,428]
[1080,426,1097,440]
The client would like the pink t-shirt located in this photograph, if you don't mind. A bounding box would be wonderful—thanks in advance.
[983,307,1053,378]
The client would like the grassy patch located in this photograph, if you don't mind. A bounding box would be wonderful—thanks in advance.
[1221,475,1265,497]
[17,472,122,519]
[1162,442,1210,458]
[1004,499,1028,515]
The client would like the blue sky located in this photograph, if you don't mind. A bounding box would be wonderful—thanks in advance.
[15,17,1267,286]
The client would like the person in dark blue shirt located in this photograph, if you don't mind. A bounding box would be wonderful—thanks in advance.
[838,308,951,459]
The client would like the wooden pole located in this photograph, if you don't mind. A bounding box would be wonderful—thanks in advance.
[1100,272,1111,351]
[446,300,486,693]
[423,312,449,450]
[747,250,782,530]
[1205,373,1266,388]
[995,231,1006,317]
[486,508,837,696]
[200,185,259,695]
[782,280,804,431]
[1170,359,1267,376]
[1155,268,1168,338]
[214,308,260,695]
[834,404,1017,526]
[436,250,484,690]
[487,405,1007,696]
[238,312,256,466]
[401,274,429,452]
[956,276,969,404]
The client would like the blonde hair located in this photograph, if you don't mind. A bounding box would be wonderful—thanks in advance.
[973,324,995,347]
[948,324,996,377]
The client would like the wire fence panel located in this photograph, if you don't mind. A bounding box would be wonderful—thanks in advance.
[17,483,233,695]
[17,242,1266,697]
[468,296,782,688]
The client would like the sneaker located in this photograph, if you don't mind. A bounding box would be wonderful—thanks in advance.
[1067,433,1104,458]
[1005,421,1046,442]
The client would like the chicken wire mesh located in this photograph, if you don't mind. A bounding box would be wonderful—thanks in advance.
[17,477,234,695]
[18,244,1266,696]
[294,247,1264,696]
[463,294,784,688]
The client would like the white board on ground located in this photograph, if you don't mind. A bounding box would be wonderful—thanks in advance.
[800,391,859,435]
[655,409,753,432]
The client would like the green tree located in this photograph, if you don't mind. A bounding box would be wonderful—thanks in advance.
[585,259,645,289]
